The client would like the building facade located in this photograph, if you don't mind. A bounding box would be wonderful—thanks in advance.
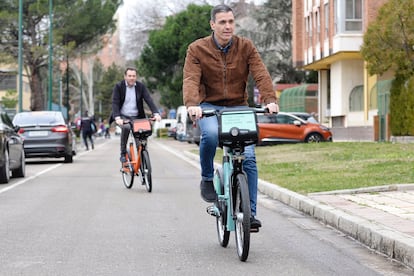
[292,0,391,141]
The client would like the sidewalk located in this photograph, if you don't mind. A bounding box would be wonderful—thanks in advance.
[153,138,414,270]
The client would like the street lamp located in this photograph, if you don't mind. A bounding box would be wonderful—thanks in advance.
[80,53,83,117]
[18,0,23,112]
[48,0,53,110]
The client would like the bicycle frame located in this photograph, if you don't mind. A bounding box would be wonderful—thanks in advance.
[122,119,151,174]
[126,131,145,174]
[214,145,236,231]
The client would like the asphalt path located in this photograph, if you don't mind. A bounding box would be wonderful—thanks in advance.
[0,137,411,275]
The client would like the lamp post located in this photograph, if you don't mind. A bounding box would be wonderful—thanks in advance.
[18,0,23,112]
[48,0,53,110]
[80,54,83,117]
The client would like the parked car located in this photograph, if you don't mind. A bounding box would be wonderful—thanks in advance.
[186,120,200,146]
[0,110,25,183]
[12,111,77,163]
[256,112,332,145]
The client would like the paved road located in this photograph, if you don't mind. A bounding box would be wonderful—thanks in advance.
[0,137,411,275]
[160,137,414,271]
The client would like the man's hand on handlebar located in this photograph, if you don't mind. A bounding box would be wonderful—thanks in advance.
[152,113,162,122]
[265,102,279,114]
[187,106,202,120]
[115,117,124,126]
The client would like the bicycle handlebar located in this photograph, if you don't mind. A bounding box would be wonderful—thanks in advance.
[201,107,269,117]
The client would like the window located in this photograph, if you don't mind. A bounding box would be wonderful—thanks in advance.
[0,73,17,90]
[324,3,329,38]
[349,85,364,111]
[345,0,362,31]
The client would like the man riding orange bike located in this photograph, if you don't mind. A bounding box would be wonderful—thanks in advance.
[110,67,161,163]
[183,4,279,229]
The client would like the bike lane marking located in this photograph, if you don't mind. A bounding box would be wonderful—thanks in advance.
[0,164,62,195]
[0,139,113,195]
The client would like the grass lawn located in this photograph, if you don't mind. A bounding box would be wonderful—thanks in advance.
[191,142,414,195]
[255,142,414,194]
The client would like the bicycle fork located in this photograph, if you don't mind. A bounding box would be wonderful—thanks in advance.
[207,153,236,232]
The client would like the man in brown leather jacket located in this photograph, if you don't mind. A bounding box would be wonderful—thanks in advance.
[183,4,279,229]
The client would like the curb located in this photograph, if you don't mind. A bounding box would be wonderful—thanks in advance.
[168,143,414,270]
[258,179,414,270]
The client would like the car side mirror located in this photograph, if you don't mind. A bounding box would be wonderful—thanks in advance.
[293,120,302,126]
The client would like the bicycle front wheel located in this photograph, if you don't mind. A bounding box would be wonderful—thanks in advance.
[233,173,251,262]
[141,149,152,192]
[121,144,134,189]
[214,168,229,247]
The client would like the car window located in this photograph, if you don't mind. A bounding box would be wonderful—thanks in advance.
[13,112,65,126]
[276,114,297,124]
[257,114,276,124]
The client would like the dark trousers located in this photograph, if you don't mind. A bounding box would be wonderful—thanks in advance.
[120,115,139,154]
[82,130,94,150]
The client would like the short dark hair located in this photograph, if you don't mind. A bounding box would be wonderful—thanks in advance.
[210,4,233,22]
[124,67,137,75]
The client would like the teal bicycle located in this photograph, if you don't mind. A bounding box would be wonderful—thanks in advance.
[204,107,265,262]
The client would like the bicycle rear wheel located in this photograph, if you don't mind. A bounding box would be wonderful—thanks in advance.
[140,149,152,192]
[214,168,229,247]
[121,143,134,189]
[233,173,251,262]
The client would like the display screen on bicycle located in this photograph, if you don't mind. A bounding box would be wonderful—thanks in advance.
[201,107,268,147]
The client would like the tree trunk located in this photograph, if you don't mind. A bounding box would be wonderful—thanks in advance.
[29,66,45,111]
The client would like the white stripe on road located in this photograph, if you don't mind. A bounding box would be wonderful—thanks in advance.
[0,164,62,194]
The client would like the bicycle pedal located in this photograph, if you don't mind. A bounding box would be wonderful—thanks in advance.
[206,205,218,217]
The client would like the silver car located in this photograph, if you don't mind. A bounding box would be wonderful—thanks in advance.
[12,111,77,163]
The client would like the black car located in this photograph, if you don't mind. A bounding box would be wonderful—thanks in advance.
[12,111,77,163]
[0,110,25,183]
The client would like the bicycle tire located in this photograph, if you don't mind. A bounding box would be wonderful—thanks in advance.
[141,149,152,192]
[122,143,134,189]
[214,168,230,247]
[233,173,251,262]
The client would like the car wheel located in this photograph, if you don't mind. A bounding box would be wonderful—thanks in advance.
[12,150,25,178]
[305,133,323,143]
[64,153,73,163]
[0,150,10,184]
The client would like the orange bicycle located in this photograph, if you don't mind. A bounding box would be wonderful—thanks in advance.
[120,118,153,192]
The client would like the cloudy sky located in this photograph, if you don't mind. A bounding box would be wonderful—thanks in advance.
[117,0,266,60]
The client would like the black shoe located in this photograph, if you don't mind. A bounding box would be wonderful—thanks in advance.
[250,216,262,228]
[92,144,94,150]
[120,154,127,163]
[200,180,217,203]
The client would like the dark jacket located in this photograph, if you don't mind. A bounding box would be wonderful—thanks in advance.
[80,116,95,133]
[183,35,277,107]
[110,80,159,124]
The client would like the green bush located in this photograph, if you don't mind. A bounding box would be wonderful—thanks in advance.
[389,75,414,136]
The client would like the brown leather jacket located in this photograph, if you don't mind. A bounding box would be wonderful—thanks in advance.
[183,35,277,107]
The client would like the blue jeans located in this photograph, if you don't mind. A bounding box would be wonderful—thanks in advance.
[198,103,258,216]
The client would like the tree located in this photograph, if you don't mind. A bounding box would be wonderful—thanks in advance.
[94,63,124,122]
[138,4,212,108]
[361,0,414,135]
[0,0,119,111]
[239,0,310,84]
[1,90,18,109]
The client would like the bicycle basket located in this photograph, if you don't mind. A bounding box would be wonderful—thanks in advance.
[132,119,152,137]
[218,109,258,147]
